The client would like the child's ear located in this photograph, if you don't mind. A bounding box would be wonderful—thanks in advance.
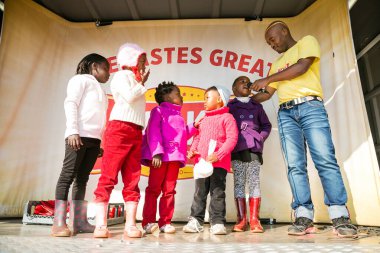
[91,62,98,71]
[217,96,224,106]
[232,86,237,95]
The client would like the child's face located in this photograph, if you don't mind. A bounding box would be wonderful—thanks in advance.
[92,62,110,83]
[204,90,222,111]
[164,87,183,106]
[232,76,251,97]
[137,54,147,73]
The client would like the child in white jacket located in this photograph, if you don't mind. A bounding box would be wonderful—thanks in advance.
[52,53,110,237]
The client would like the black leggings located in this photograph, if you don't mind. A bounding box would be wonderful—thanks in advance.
[55,137,100,200]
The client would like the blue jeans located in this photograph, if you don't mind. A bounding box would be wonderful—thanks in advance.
[277,100,349,220]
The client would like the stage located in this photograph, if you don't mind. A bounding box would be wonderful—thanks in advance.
[1,219,380,253]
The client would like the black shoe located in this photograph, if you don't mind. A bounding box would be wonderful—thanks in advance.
[332,216,357,238]
[288,217,315,236]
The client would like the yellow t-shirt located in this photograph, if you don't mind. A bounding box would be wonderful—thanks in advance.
[268,35,323,105]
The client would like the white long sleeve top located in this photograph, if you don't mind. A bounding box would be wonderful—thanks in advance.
[109,70,147,127]
[64,74,108,140]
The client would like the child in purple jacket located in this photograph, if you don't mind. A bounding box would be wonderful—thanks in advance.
[228,76,272,233]
[141,81,198,234]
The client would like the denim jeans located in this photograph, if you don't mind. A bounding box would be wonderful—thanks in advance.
[277,99,349,220]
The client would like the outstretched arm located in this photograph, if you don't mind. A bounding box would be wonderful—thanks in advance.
[251,57,315,91]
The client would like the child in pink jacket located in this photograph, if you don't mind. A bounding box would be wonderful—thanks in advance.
[184,86,238,235]
[141,81,198,234]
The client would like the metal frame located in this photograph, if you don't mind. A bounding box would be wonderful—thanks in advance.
[359,35,380,155]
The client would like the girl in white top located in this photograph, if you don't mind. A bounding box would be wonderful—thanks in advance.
[52,53,110,237]
[93,43,150,239]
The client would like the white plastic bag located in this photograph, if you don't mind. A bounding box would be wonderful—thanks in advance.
[193,139,217,179]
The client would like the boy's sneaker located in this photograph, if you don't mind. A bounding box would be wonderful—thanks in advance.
[160,224,176,234]
[143,223,158,234]
[332,216,358,238]
[288,217,316,236]
[210,224,227,235]
[183,217,204,233]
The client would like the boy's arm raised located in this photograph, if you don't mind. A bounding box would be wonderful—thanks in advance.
[251,57,315,91]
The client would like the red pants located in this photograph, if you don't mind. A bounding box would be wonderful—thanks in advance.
[94,120,142,203]
[142,161,181,228]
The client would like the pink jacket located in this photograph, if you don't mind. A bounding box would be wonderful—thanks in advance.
[190,107,238,172]
[141,102,197,168]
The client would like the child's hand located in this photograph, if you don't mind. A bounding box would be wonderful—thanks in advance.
[67,134,83,151]
[250,77,269,92]
[193,115,204,128]
[187,150,199,159]
[141,69,150,85]
[206,153,219,163]
[98,148,104,158]
[152,154,162,168]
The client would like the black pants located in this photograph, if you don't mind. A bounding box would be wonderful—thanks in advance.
[190,167,227,225]
[55,137,100,200]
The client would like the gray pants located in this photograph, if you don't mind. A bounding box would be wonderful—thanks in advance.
[232,160,261,198]
[190,167,227,225]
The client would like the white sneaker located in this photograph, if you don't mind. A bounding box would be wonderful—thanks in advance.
[210,224,227,235]
[183,217,204,233]
[143,223,158,234]
[160,224,176,234]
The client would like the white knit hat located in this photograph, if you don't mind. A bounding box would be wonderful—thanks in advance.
[117,43,146,68]
[215,85,231,107]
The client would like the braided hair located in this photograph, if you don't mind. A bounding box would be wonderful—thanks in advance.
[76,53,109,75]
[154,81,177,105]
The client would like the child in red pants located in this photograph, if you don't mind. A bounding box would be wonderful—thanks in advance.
[93,43,150,239]
[141,82,198,234]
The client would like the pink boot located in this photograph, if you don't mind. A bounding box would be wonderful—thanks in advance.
[93,202,110,238]
[69,200,95,235]
[51,200,71,237]
[124,201,142,238]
